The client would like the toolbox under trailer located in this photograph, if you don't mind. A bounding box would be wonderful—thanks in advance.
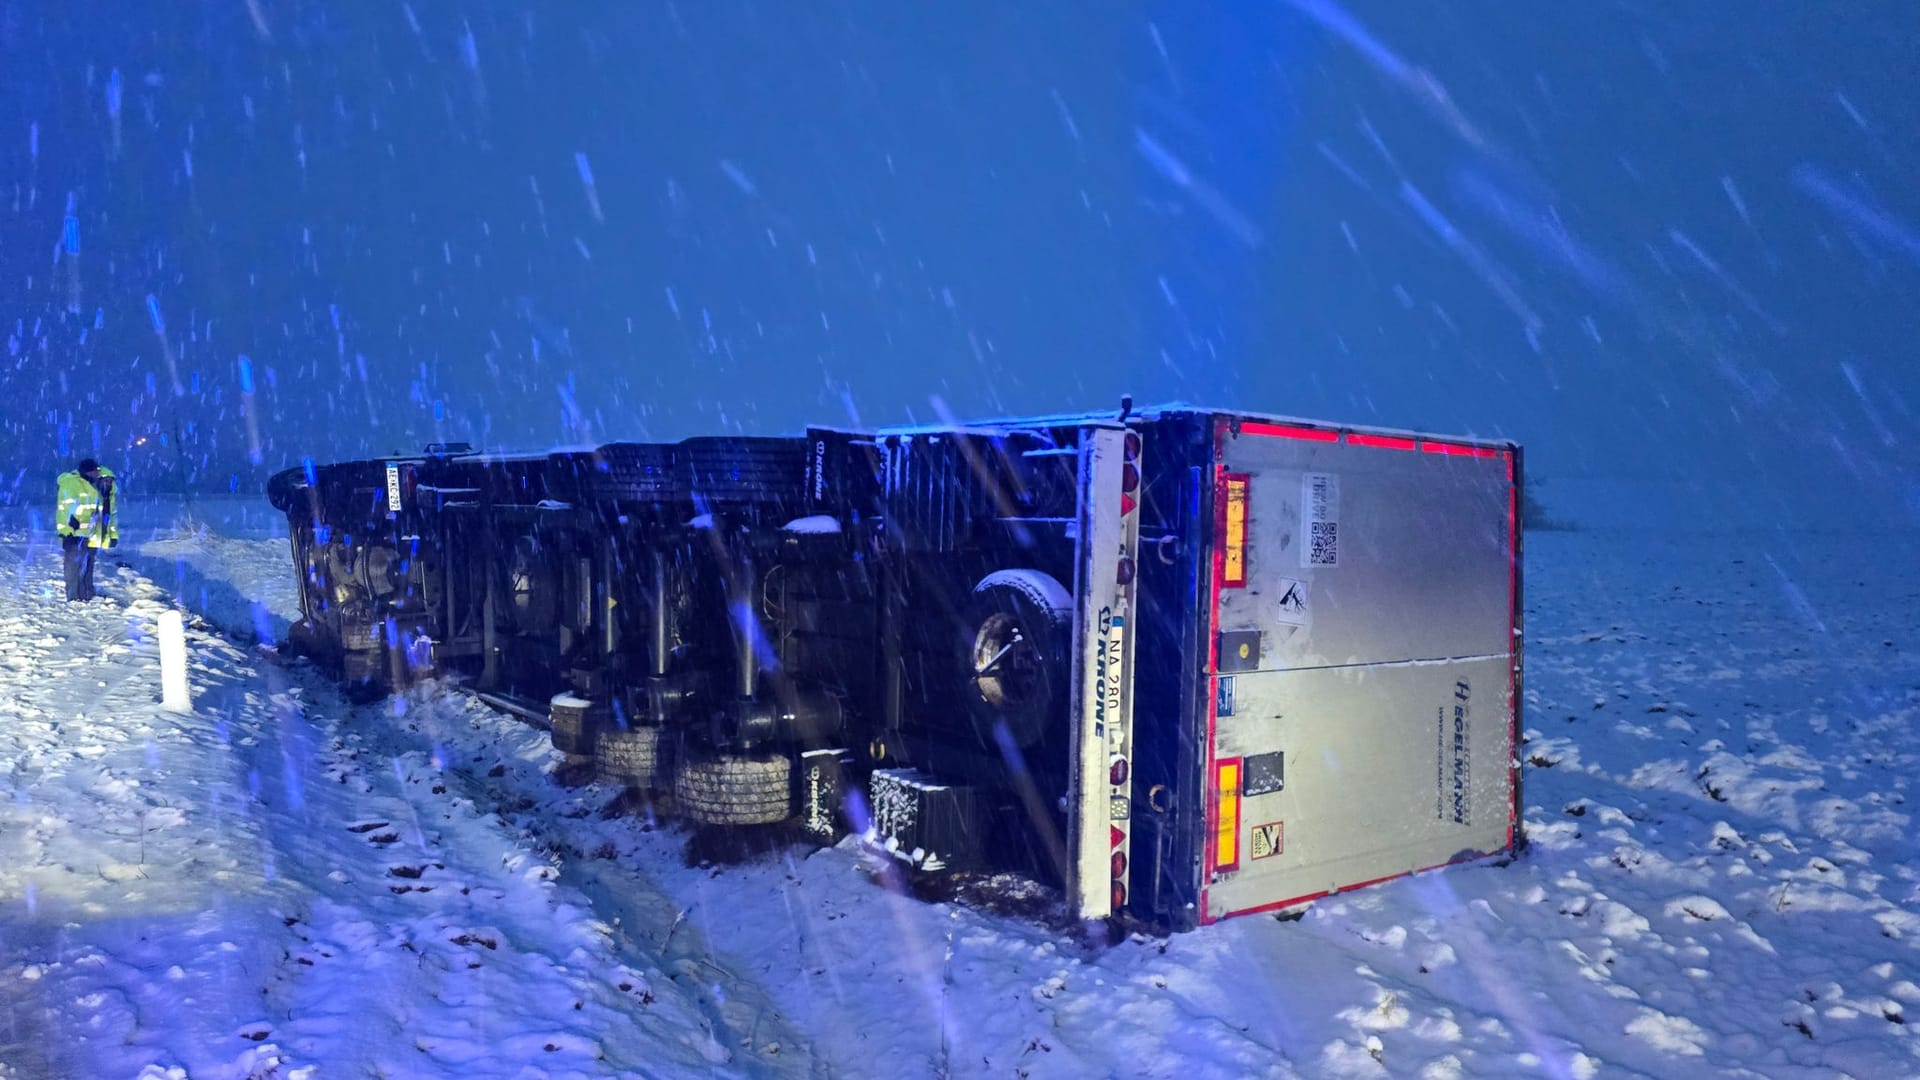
[267,405,1522,931]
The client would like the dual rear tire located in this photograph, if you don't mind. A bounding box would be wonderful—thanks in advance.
[674,754,793,826]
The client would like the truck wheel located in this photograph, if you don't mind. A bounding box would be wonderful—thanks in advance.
[549,696,602,756]
[597,726,668,788]
[681,437,807,505]
[964,570,1072,748]
[674,754,794,826]
[585,442,683,503]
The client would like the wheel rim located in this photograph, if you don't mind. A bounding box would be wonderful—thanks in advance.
[971,611,1045,710]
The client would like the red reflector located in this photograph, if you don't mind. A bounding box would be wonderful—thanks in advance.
[1120,491,1137,517]
[1345,432,1417,451]
[1111,824,1125,849]
[1241,421,1338,443]
[1421,441,1501,459]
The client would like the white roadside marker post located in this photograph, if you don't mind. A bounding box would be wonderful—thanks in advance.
[159,609,192,712]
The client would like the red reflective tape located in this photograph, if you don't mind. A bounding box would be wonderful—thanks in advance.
[1241,420,1339,443]
[1222,887,1332,922]
[1343,870,1407,892]
[1213,847,1502,923]
[1420,441,1501,459]
[1345,432,1417,451]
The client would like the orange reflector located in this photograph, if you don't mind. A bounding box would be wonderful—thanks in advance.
[1242,420,1339,442]
[1214,758,1241,872]
[1222,474,1249,588]
[1345,432,1417,451]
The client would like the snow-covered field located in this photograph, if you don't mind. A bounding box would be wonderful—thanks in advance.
[2,518,1917,1078]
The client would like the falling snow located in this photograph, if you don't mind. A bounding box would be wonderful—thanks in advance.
[1,2,1917,1076]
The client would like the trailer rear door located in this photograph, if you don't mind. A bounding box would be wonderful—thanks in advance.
[1200,418,1520,923]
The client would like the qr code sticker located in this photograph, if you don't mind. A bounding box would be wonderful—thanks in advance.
[1309,521,1337,566]
[1302,473,1339,567]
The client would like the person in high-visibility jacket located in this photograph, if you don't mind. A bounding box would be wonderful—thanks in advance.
[56,458,118,602]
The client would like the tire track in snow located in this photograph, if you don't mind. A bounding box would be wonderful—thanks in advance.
[201,633,800,1074]
[372,685,826,1076]
[118,528,823,1075]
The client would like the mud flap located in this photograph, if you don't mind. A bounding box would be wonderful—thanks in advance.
[799,748,853,843]
[870,768,983,873]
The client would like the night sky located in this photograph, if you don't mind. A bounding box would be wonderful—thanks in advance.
[2,2,1914,528]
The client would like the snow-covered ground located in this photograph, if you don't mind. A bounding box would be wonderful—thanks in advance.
[3,518,1918,1078]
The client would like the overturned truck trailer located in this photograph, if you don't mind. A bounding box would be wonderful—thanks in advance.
[266,405,1523,930]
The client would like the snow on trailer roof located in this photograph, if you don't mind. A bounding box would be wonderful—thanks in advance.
[281,406,1513,476]
[860,402,1518,454]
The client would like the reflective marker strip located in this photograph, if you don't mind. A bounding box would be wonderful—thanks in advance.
[1215,758,1242,872]
[1345,432,1417,451]
[1222,473,1249,588]
[1420,441,1502,459]
[1241,420,1339,442]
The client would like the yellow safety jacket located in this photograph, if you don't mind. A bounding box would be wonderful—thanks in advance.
[56,467,119,548]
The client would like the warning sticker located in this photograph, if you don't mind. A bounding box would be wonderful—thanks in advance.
[1274,577,1309,626]
[1251,821,1283,860]
[1301,473,1338,568]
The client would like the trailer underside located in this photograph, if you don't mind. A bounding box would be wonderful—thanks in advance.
[268,404,1522,930]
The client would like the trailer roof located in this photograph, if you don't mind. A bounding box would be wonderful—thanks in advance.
[272,404,1516,482]
[862,402,1518,452]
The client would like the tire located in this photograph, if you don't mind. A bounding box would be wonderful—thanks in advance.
[681,437,807,505]
[962,570,1073,748]
[597,726,668,788]
[584,443,683,503]
[550,696,603,755]
[267,468,309,512]
[674,754,794,826]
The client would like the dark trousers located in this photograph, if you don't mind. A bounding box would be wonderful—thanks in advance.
[62,537,97,601]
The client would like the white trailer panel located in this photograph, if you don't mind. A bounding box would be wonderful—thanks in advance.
[1200,418,1519,923]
